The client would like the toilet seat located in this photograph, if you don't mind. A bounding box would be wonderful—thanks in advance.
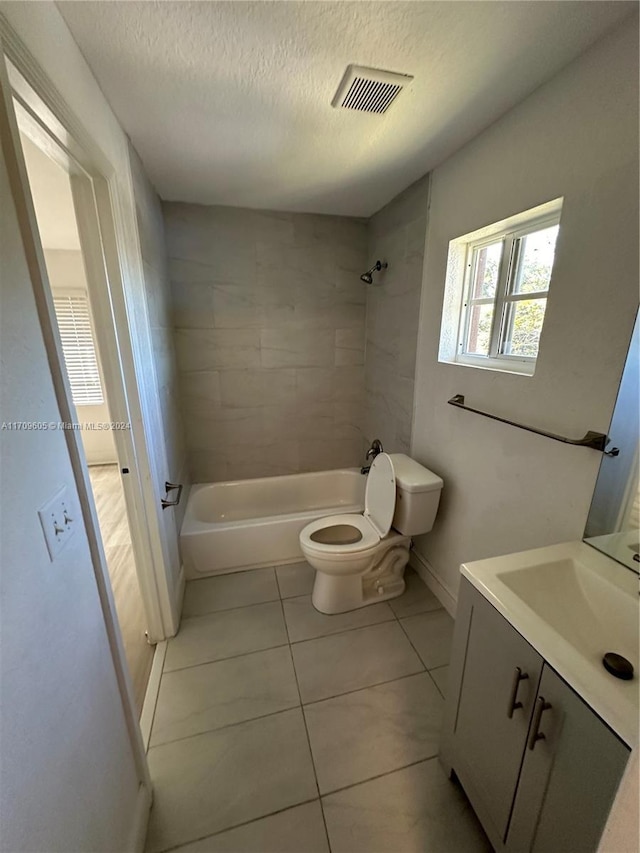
[363,452,396,537]
[300,513,381,555]
[300,454,397,557]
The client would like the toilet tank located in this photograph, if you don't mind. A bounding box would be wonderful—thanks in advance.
[388,453,444,536]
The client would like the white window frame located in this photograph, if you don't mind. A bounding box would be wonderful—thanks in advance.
[456,210,560,375]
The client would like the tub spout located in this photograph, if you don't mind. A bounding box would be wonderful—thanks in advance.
[362,438,383,473]
[366,438,384,461]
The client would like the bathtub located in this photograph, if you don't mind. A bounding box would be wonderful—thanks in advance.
[181,468,366,577]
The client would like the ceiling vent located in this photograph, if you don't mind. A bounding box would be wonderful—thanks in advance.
[332,65,413,114]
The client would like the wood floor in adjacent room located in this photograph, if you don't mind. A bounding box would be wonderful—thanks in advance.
[89,464,154,714]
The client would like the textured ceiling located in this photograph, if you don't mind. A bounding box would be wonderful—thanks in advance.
[21,134,80,250]
[58,1,634,217]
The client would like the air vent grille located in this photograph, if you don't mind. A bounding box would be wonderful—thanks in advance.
[332,65,413,115]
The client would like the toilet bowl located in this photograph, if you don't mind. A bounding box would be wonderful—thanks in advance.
[300,453,443,614]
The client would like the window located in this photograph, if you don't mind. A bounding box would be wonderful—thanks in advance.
[440,199,562,376]
[53,294,104,406]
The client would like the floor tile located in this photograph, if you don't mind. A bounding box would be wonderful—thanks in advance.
[145,709,317,853]
[150,646,299,746]
[283,595,394,643]
[182,569,279,617]
[400,609,454,670]
[275,561,316,598]
[305,673,443,793]
[322,759,491,853]
[430,665,449,698]
[164,602,287,672]
[389,568,442,618]
[292,621,424,704]
[169,801,329,852]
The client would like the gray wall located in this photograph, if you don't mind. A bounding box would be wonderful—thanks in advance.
[364,176,430,454]
[130,145,190,539]
[163,203,367,481]
[411,18,639,603]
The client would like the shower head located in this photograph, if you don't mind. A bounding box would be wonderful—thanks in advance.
[360,260,388,284]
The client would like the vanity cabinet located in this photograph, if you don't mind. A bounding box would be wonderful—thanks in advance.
[441,578,630,853]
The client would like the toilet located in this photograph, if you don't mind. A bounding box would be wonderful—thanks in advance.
[300,452,443,614]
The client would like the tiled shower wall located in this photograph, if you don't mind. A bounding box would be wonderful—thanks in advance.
[364,176,430,454]
[163,203,368,481]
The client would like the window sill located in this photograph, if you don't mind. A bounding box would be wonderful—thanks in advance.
[439,355,536,377]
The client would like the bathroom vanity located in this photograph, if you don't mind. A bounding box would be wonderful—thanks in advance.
[440,541,638,853]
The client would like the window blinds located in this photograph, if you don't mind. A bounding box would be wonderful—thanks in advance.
[53,294,104,406]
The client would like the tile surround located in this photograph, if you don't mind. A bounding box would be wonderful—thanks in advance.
[364,175,430,455]
[146,563,489,853]
[163,203,368,481]
[163,179,431,482]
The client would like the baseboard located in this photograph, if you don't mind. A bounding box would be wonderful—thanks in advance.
[409,547,457,617]
[127,781,152,853]
[139,640,167,752]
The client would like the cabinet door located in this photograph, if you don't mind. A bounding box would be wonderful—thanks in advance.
[506,664,630,853]
[453,586,544,842]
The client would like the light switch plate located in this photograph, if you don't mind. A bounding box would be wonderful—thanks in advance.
[38,485,77,561]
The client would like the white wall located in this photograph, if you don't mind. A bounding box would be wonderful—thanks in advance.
[45,249,118,466]
[0,1,188,633]
[0,115,140,853]
[412,18,639,601]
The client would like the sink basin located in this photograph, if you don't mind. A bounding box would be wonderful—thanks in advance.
[497,557,638,667]
[461,541,639,746]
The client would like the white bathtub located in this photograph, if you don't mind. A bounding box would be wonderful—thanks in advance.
[181,468,366,577]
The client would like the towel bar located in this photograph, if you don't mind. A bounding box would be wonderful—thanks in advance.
[448,395,619,456]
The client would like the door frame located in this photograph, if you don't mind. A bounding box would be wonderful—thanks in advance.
[0,18,181,841]
[0,17,180,641]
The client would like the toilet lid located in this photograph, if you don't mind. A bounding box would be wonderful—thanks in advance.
[364,452,396,538]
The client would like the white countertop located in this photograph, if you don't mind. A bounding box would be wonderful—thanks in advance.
[461,540,639,748]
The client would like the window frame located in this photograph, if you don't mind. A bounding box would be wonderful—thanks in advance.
[456,210,561,375]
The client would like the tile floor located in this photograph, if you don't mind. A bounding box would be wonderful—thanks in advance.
[145,563,490,853]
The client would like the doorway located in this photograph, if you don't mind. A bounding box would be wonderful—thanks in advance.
[17,124,154,713]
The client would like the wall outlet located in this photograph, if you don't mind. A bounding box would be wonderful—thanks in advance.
[38,485,77,561]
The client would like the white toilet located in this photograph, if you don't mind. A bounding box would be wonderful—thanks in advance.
[300,452,443,614]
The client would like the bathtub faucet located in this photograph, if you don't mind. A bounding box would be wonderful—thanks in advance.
[361,438,384,474]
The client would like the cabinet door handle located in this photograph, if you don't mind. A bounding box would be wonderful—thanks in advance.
[528,696,552,750]
[507,667,529,718]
